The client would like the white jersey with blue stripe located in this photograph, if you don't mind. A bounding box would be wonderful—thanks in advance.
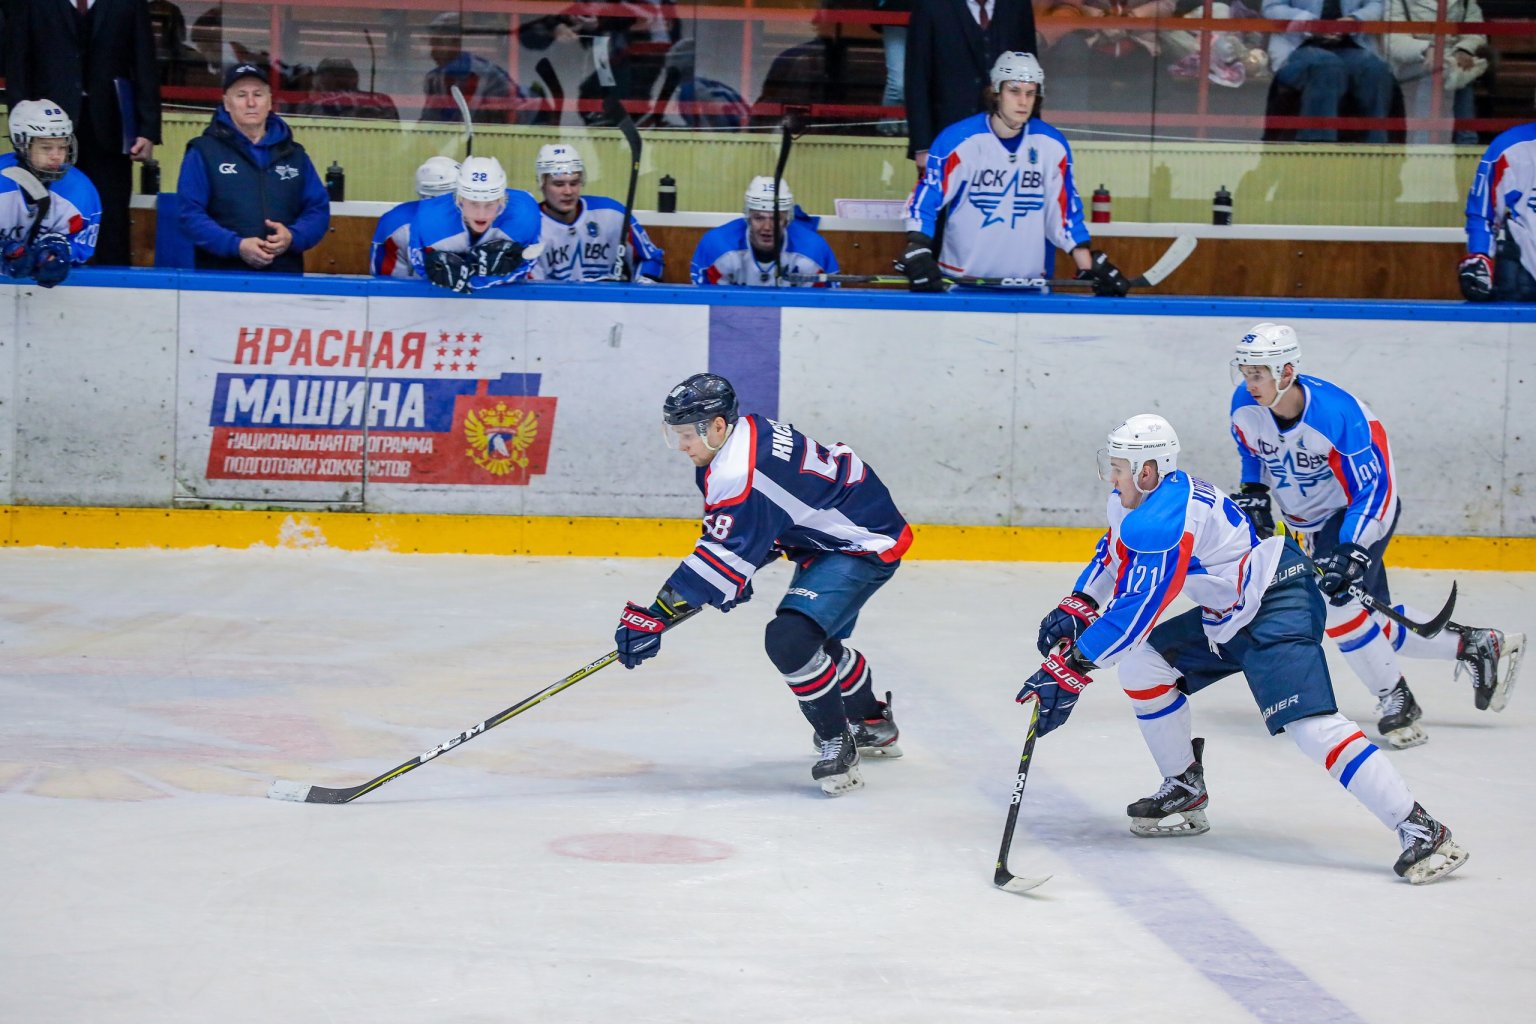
[1230,375,1397,547]
[0,154,102,263]
[903,113,1090,280]
[662,414,913,609]
[407,190,542,288]
[529,195,664,282]
[1073,471,1284,666]
[1465,121,1536,281]
[371,199,420,278]
[689,215,839,287]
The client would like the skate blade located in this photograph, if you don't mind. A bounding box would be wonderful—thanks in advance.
[1490,632,1523,713]
[1383,723,1429,749]
[1404,840,1470,885]
[818,766,864,797]
[857,741,903,759]
[1130,808,1210,838]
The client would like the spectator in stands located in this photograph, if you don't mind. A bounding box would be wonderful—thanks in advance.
[1385,0,1487,145]
[422,11,520,125]
[1459,120,1536,302]
[1,100,103,288]
[1262,0,1397,143]
[691,176,840,287]
[3,0,162,267]
[877,1,912,136]
[147,1,210,88]
[905,0,1037,170]
[372,156,460,279]
[519,2,678,127]
[643,38,750,129]
[1041,1,1174,114]
[1163,2,1273,89]
[292,58,400,121]
[176,63,330,274]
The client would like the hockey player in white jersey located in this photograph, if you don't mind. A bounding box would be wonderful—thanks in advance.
[528,144,664,283]
[613,373,912,796]
[900,52,1128,295]
[370,156,459,279]
[1460,121,1536,302]
[1228,323,1522,748]
[690,176,839,287]
[407,156,542,294]
[0,99,102,288]
[1024,414,1467,884]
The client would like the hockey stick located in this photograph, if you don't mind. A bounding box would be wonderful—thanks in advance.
[2,166,52,248]
[1325,573,1457,639]
[770,112,800,285]
[593,36,642,282]
[994,694,1051,894]
[450,84,473,158]
[268,606,702,804]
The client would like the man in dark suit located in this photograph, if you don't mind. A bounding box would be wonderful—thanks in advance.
[904,0,1037,168]
[4,0,162,266]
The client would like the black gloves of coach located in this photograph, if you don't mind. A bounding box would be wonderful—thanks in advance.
[900,231,945,292]
[1232,484,1275,540]
[1315,542,1372,606]
[423,250,473,294]
[1076,249,1130,297]
[1458,253,1494,302]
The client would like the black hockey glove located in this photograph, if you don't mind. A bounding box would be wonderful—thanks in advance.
[719,581,753,613]
[30,232,71,288]
[1076,249,1130,297]
[1458,253,1494,302]
[423,249,473,294]
[899,231,945,292]
[1017,644,1094,736]
[472,238,526,278]
[1231,484,1275,540]
[1036,592,1099,656]
[1315,542,1372,606]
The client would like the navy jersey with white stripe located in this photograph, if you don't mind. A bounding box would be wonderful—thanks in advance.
[1073,471,1284,667]
[663,414,913,609]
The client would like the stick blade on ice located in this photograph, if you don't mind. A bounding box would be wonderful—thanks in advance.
[995,871,1052,895]
[267,779,312,802]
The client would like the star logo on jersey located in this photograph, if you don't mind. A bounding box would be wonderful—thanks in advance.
[966,168,1046,228]
[1268,449,1333,497]
[274,164,299,181]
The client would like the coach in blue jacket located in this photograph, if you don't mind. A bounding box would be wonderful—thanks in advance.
[176,63,330,273]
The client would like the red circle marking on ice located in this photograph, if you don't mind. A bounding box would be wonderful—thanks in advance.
[548,832,734,864]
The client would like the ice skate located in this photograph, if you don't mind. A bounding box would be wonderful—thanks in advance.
[1376,679,1427,749]
[850,690,902,758]
[812,729,863,797]
[1393,803,1469,885]
[1128,737,1210,837]
[1455,627,1523,713]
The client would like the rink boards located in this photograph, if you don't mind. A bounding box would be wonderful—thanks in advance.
[1,270,1533,565]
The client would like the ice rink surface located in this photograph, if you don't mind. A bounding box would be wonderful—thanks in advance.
[1,546,1532,1023]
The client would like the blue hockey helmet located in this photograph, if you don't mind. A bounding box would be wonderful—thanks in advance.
[663,373,739,426]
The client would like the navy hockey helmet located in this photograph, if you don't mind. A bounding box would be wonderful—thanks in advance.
[663,373,739,427]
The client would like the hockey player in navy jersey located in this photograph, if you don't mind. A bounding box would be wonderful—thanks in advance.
[1228,323,1522,748]
[1024,414,1466,884]
[529,144,664,283]
[1460,120,1536,302]
[689,177,839,287]
[370,156,459,279]
[614,373,912,796]
[0,100,102,288]
[901,52,1128,295]
[408,156,542,294]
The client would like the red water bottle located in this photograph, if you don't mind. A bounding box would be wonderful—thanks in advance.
[1091,183,1112,224]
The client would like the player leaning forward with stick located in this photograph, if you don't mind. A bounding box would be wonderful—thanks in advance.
[1021,415,1467,884]
[613,374,912,796]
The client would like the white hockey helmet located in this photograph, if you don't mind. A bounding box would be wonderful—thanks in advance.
[535,143,585,182]
[1098,414,1180,492]
[8,99,77,183]
[415,156,460,198]
[990,51,1045,94]
[744,175,793,214]
[1231,322,1301,381]
[456,156,508,204]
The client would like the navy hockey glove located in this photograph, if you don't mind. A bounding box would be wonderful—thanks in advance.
[1315,542,1372,606]
[472,238,526,278]
[1076,250,1130,297]
[1017,645,1094,736]
[1036,592,1099,656]
[899,232,945,292]
[616,601,669,668]
[1231,484,1275,540]
[2,240,36,279]
[719,581,753,613]
[423,249,473,294]
[1458,253,1494,302]
[30,232,71,288]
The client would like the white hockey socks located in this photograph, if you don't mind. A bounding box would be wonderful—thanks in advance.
[1120,644,1196,779]
[1287,713,1414,830]
[1325,600,1403,697]
[1376,604,1461,660]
